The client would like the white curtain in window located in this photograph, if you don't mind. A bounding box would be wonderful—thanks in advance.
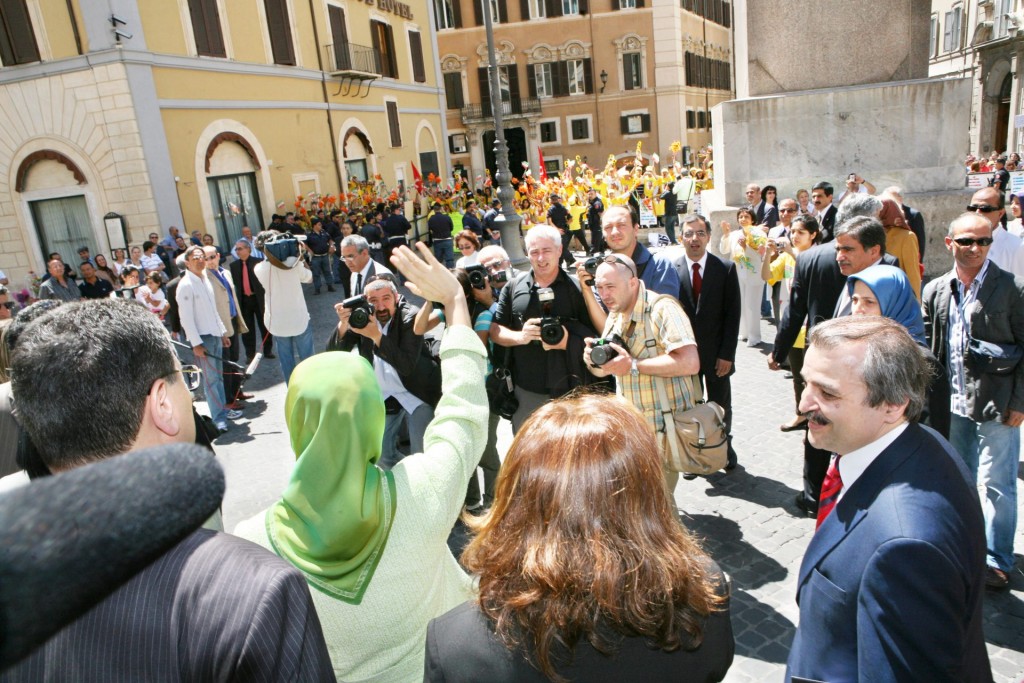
[30,196,95,265]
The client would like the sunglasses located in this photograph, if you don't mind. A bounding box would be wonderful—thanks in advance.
[966,204,1000,213]
[600,254,638,278]
[179,365,203,392]
[0,302,16,310]
[951,237,994,247]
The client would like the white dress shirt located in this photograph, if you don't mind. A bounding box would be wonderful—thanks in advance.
[176,270,226,348]
[683,252,709,288]
[253,258,312,337]
[372,318,425,414]
[987,226,1024,277]
[835,422,909,503]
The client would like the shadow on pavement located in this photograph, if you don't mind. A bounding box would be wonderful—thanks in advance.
[983,557,1024,654]
[702,466,803,513]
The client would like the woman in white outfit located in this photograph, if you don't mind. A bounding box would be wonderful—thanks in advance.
[719,208,766,346]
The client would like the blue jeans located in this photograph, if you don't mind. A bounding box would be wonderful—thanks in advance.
[380,403,434,470]
[198,334,228,425]
[949,413,1019,572]
[310,254,333,292]
[663,213,678,245]
[332,253,343,283]
[432,238,454,269]
[275,323,314,385]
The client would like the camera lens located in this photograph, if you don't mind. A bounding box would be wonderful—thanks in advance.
[350,308,370,329]
[540,318,565,345]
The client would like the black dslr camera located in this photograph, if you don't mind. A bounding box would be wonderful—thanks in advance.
[537,287,565,346]
[581,253,604,286]
[464,264,489,290]
[342,294,374,329]
[589,334,626,367]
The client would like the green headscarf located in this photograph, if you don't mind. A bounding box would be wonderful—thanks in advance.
[265,351,397,604]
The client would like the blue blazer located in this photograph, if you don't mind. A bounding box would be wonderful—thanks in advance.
[786,424,992,683]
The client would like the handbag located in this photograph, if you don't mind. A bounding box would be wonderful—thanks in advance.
[967,337,1023,375]
[485,332,519,419]
[653,375,729,475]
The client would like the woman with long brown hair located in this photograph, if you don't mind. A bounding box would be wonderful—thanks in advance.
[425,393,734,682]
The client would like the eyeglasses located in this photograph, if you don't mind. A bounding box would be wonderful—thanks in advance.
[458,244,474,250]
[967,204,1000,213]
[681,231,708,239]
[481,259,509,272]
[179,365,203,392]
[205,255,218,261]
[779,208,797,213]
[601,254,637,278]
[951,236,994,247]
[0,301,15,311]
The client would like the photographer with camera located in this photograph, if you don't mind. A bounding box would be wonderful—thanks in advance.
[329,275,441,469]
[490,225,599,432]
[253,230,314,385]
[583,253,700,492]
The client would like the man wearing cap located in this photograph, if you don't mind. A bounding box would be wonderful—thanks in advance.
[428,202,455,268]
[463,199,484,239]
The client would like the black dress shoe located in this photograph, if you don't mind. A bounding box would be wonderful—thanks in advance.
[682,473,698,481]
[264,352,276,359]
[328,286,336,292]
[794,493,817,517]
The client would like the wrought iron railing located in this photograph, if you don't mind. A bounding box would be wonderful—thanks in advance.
[460,97,542,123]
[324,42,381,75]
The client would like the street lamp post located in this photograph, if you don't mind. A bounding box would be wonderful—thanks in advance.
[483,0,527,265]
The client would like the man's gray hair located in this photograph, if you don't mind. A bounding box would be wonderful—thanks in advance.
[364,276,397,294]
[808,316,928,422]
[524,225,562,251]
[341,235,369,252]
[948,212,993,237]
[478,244,510,263]
[835,216,886,255]
[835,193,882,227]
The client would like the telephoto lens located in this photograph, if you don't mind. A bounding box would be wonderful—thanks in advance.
[590,334,625,367]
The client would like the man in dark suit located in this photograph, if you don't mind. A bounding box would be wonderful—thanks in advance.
[230,239,274,361]
[771,216,896,514]
[923,212,1024,590]
[787,315,991,682]
[744,183,765,224]
[328,275,441,469]
[341,234,394,299]
[811,181,838,242]
[677,214,741,469]
[5,298,333,680]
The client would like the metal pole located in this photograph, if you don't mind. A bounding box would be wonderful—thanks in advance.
[483,0,527,266]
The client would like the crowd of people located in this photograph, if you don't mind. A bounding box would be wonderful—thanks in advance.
[0,159,1018,682]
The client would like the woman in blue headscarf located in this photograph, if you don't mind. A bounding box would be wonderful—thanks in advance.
[847,265,949,437]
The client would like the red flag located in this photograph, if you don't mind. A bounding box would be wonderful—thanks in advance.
[411,161,424,194]
[538,147,547,182]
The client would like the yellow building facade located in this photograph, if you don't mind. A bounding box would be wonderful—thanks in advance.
[0,0,447,284]
[435,0,733,179]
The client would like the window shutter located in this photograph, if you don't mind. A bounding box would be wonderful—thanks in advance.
[579,0,588,14]
[409,31,425,82]
[187,0,211,56]
[370,21,383,74]
[473,0,483,26]
[186,0,225,58]
[554,61,569,97]
[386,24,398,77]
[545,0,562,19]
[478,67,491,113]
[328,6,350,70]
[444,72,464,108]
[583,57,593,94]
[386,101,402,146]
[264,0,296,65]
[452,0,463,27]
[0,0,40,65]
[640,113,651,132]
[636,0,644,7]
[620,115,628,135]
[498,0,508,23]
[519,0,530,20]
[506,63,520,100]
[527,64,538,98]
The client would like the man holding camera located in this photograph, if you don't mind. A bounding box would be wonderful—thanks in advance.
[329,276,441,469]
[490,225,598,431]
[584,253,700,492]
[253,231,314,385]
[601,205,680,296]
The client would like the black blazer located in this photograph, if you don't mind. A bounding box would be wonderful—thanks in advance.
[425,570,734,682]
[787,424,990,682]
[678,253,741,375]
[326,298,442,407]
[903,204,926,259]
[923,264,1024,423]
[819,204,838,242]
[230,257,266,303]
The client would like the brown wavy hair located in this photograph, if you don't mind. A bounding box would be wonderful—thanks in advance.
[461,393,724,681]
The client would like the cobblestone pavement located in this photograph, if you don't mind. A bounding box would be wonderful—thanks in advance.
[208,262,1024,682]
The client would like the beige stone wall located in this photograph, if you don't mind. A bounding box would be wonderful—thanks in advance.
[0,63,158,282]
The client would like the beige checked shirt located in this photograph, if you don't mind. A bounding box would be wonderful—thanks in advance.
[602,283,701,432]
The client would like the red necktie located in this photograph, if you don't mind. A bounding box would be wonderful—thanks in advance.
[691,263,702,302]
[242,261,253,296]
[816,455,843,529]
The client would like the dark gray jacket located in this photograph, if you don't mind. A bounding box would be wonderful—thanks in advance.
[923,263,1024,422]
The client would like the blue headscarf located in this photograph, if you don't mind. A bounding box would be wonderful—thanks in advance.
[847,265,926,345]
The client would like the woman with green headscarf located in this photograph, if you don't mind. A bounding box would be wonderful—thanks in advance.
[235,244,488,682]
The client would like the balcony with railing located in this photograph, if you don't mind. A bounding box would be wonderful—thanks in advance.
[324,43,381,96]
[460,97,543,124]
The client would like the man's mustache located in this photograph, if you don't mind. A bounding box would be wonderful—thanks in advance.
[802,411,831,426]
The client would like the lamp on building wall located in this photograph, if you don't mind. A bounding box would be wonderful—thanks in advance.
[600,70,608,94]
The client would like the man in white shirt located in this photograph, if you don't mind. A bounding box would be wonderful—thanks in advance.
[967,187,1024,277]
[176,245,238,433]
[340,234,393,298]
[834,173,876,206]
[253,231,314,385]
[788,315,990,682]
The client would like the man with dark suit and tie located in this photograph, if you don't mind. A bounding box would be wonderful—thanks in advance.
[340,234,393,300]
[676,214,741,469]
[771,216,896,514]
[4,299,333,680]
[744,183,765,225]
[230,239,274,361]
[811,181,838,243]
[786,315,991,682]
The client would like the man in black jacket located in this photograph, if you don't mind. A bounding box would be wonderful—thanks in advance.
[677,215,741,469]
[811,182,838,243]
[328,276,441,469]
[230,240,274,361]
